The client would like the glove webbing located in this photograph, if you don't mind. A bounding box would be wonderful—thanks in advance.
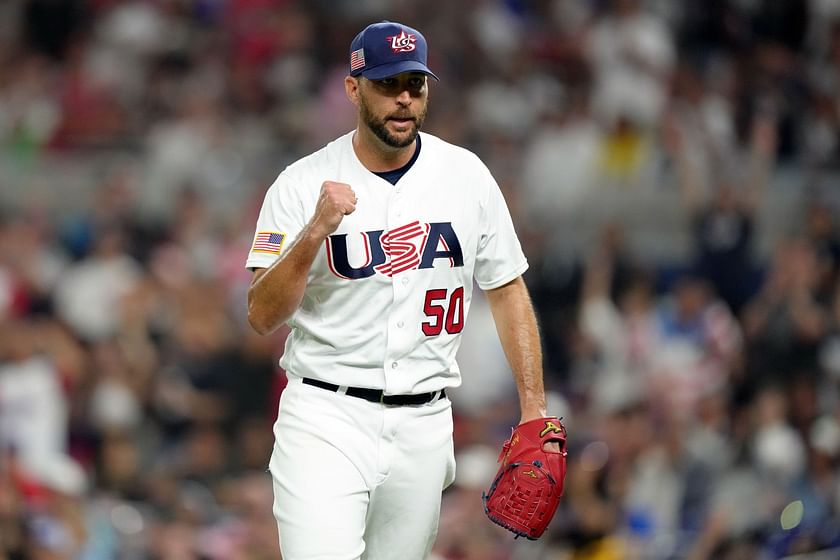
[481,460,557,540]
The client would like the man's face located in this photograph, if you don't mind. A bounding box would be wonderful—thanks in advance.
[357,72,428,148]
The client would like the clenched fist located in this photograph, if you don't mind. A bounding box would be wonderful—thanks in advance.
[311,181,357,236]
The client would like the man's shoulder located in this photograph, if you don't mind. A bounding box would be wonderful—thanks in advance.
[420,132,493,184]
[282,131,354,178]
[420,132,482,164]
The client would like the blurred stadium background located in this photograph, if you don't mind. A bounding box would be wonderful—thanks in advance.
[2,0,840,558]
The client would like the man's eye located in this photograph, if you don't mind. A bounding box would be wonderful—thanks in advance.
[409,78,424,88]
[379,78,396,86]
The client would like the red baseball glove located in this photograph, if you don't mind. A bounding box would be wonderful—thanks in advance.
[482,416,567,540]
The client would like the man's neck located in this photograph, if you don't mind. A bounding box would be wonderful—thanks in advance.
[352,127,417,172]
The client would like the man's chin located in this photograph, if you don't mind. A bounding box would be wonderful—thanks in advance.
[382,127,418,149]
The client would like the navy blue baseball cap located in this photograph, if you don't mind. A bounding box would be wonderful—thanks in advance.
[349,21,439,81]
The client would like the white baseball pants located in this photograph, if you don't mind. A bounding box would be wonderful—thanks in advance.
[269,378,456,560]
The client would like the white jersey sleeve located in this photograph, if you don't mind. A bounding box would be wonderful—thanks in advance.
[246,173,308,270]
[474,162,529,290]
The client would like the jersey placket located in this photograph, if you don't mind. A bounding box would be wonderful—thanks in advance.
[383,181,412,394]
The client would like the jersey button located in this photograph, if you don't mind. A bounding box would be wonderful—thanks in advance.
[391,361,399,369]
[401,278,409,285]
[397,320,404,328]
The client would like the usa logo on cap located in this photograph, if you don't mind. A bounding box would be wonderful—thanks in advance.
[387,31,416,53]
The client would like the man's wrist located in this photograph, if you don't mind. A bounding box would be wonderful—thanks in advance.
[519,406,548,424]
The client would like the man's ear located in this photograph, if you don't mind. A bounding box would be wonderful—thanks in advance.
[345,76,360,106]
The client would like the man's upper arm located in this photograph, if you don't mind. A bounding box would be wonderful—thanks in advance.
[245,173,307,271]
[473,164,528,290]
[250,267,269,286]
[484,276,527,304]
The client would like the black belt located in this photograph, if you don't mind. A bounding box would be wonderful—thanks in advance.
[302,377,446,406]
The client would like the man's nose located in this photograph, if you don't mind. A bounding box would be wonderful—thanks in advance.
[396,89,412,106]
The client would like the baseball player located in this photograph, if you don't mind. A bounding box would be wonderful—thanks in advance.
[246,21,556,559]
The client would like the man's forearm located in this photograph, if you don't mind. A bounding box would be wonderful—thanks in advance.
[485,277,547,422]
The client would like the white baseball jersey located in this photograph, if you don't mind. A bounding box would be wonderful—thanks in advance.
[246,130,528,395]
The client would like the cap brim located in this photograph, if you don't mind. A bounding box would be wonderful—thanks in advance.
[356,60,439,81]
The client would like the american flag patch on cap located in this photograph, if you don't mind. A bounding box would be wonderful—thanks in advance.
[350,48,365,71]
[251,231,285,255]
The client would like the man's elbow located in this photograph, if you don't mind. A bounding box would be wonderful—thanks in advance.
[246,297,283,335]
[246,278,296,335]
[247,310,276,336]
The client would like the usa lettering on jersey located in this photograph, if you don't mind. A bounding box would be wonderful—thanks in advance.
[326,221,463,280]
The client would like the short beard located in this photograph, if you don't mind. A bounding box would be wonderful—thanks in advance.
[359,95,426,149]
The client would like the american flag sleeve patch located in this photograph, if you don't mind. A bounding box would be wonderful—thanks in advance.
[251,232,286,255]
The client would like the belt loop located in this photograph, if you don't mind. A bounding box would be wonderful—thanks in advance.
[336,386,349,395]
[379,392,385,405]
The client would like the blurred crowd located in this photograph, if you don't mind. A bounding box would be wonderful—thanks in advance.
[3,0,840,559]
